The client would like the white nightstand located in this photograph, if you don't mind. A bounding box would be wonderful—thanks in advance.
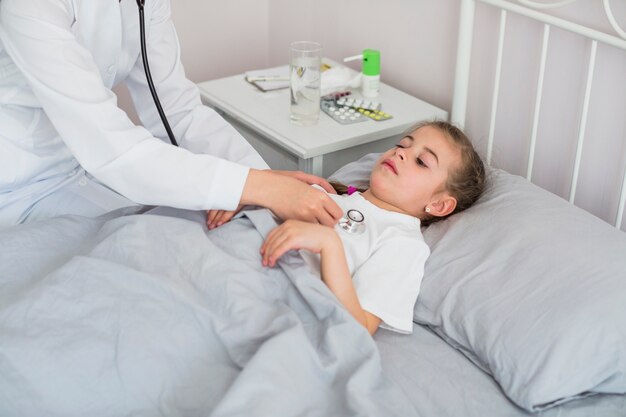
[198,65,447,177]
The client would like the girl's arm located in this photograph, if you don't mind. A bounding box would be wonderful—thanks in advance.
[319,237,382,335]
[261,220,381,335]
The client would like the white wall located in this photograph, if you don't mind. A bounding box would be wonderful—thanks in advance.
[119,0,626,229]
[115,0,270,122]
[118,0,457,125]
[170,0,270,83]
[263,0,626,229]
[266,0,459,113]
[464,1,626,228]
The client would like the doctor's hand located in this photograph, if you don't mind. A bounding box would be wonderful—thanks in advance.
[241,169,343,227]
[206,205,243,230]
[261,220,338,267]
[271,170,338,194]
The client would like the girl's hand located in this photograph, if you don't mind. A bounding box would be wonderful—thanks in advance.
[260,220,339,267]
[206,204,244,229]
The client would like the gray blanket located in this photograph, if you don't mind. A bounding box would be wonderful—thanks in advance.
[0,208,416,416]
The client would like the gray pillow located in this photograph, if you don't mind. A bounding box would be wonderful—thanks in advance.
[330,154,626,411]
[328,152,378,188]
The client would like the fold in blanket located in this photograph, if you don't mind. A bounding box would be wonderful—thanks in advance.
[0,208,417,416]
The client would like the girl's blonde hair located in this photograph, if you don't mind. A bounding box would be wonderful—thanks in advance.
[331,120,485,226]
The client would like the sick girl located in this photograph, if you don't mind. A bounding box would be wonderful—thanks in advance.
[213,121,485,335]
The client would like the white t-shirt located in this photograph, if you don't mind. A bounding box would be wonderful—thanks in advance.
[301,187,430,334]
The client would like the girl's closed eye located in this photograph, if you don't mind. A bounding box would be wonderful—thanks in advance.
[394,143,428,167]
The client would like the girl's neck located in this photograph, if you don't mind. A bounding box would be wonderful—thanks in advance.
[360,189,412,217]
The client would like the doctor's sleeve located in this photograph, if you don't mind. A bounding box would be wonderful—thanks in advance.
[352,238,430,334]
[124,0,268,171]
[0,0,252,210]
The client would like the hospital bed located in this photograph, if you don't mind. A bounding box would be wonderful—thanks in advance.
[1,0,625,415]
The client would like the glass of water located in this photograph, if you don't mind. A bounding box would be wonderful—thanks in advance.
[289,41,322,126]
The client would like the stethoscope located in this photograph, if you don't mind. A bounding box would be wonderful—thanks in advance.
[339,209,366,235]
[136,0,179,147]
[137,0,368,233]
[136,0,369,235]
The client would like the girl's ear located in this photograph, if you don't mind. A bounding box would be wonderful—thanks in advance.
[428,195,457,218]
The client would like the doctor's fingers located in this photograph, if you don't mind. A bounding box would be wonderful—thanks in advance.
[320,208,341,227]
[207,210,231,229]
[303,175,336,194]
[271,170,337,194]
[315,199,343,227]
[215,210,237,227]
[293,188,343,225]
[207,205,243,229]
[269,183,341,225]
[206,210,221,228]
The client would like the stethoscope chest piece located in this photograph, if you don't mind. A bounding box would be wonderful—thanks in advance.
[339,209,366,234]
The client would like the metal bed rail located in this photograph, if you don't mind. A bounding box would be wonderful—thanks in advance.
[451,0,626,229]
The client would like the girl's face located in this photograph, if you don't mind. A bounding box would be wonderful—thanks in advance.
[367,125,461,218]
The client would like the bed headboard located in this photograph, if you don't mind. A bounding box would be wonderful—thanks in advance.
[450,0,626,231]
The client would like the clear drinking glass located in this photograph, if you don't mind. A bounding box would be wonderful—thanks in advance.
[289,41,322,126]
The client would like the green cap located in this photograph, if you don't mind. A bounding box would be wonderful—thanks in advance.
[362,49,380,76]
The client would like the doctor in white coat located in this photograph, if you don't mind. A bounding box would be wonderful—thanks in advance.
[0,0,342,227]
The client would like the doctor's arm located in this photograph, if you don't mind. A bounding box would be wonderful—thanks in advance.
[124,0,267,170]
[0,0,251,210]
[122,0,343,195]
[243,170,342,226]
[0,0,340,222]
[209,170,339,228]
[122,0,341,223]
[260,220,382,335]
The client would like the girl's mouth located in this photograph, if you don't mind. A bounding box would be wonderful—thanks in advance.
[382,159,398,175]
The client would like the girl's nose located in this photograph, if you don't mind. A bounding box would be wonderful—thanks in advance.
[395,148,405,161]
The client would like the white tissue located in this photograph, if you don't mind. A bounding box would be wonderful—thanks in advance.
[321,67,361,96]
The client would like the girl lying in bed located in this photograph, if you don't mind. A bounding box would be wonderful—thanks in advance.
[210,121,485,335]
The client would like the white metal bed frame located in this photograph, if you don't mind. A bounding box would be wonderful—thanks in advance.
[450,0,626,230]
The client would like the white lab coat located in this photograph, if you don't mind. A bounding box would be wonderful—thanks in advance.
[0,0,268,225]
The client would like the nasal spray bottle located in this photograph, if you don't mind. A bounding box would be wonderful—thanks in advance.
[343,49,380,98]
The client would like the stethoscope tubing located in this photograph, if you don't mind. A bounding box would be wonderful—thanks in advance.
[137,0,178,147]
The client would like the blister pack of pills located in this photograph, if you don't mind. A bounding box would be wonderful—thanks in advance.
[356,108,393,121]
[336,97,381,111]
[320,90,394,124]
[320,100,369,124]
